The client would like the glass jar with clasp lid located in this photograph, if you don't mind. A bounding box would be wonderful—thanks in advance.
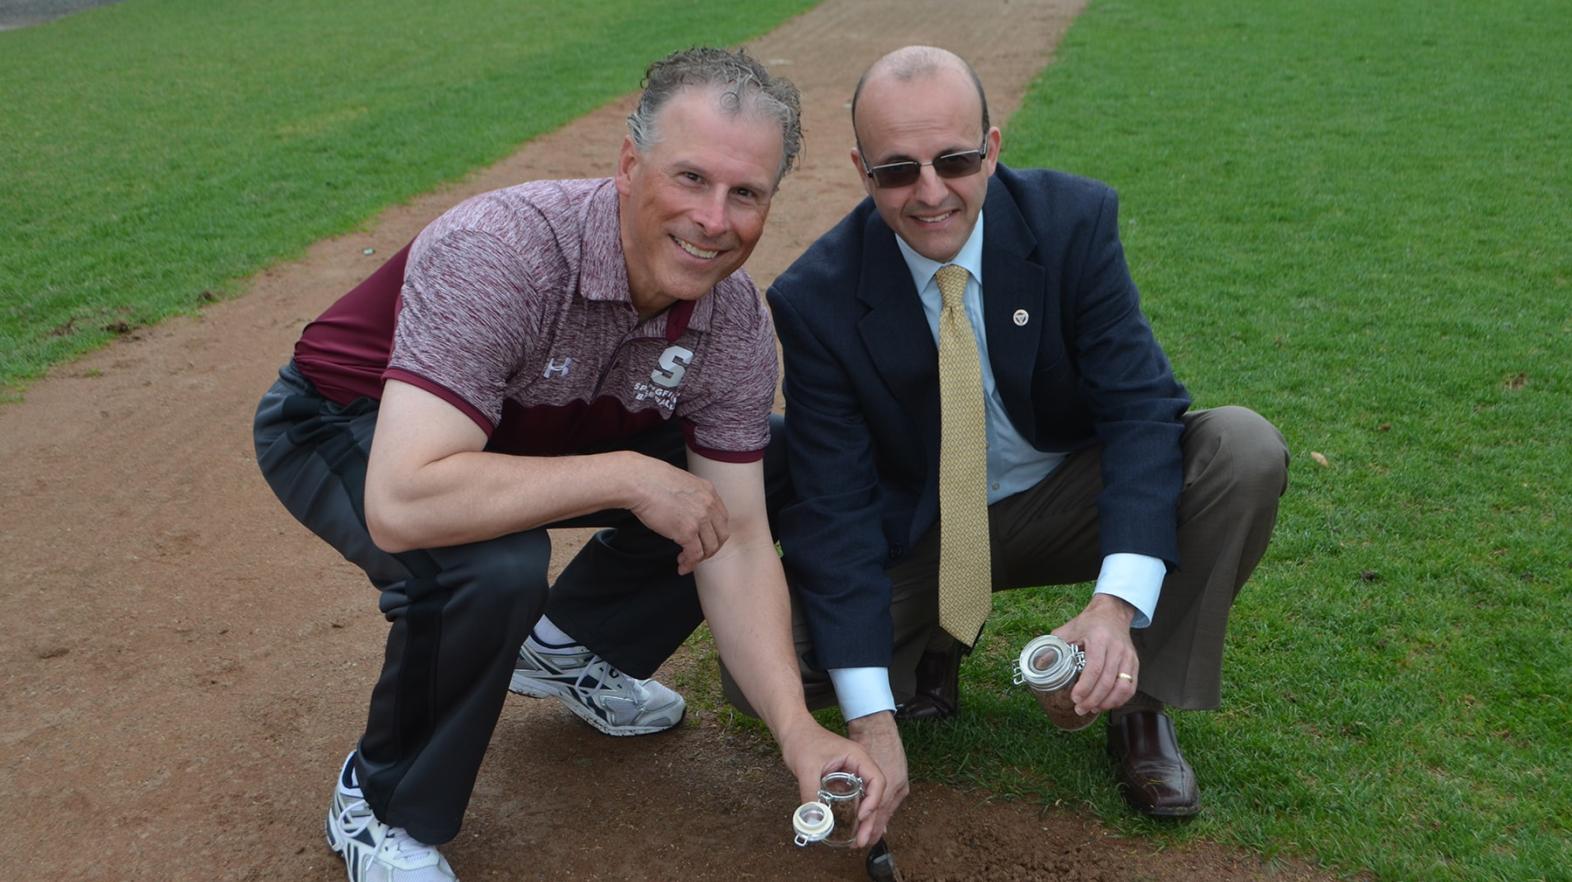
[791,771,862,848]
[1012,633,1100,731]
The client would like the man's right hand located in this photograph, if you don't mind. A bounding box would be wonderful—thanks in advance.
[1055,593,1140,716]
[846,711,909,843]
[627,457,730,574]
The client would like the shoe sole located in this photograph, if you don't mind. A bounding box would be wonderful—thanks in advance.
[508,670,684,737]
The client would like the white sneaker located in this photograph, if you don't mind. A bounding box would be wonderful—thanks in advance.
[325,752,458,882]
[509,637,686,736]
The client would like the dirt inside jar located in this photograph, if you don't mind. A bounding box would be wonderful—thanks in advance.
[817,773,862,848]
[1026,645,1100,732]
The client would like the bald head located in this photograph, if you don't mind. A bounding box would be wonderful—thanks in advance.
[850,46,990,141]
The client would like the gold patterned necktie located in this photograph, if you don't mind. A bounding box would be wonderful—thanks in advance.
[934,263,991,647]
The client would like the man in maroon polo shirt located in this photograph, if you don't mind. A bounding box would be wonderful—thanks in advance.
[254,48,885,881]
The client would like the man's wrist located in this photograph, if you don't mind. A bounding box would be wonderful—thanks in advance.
[767,705,822,755]
[608,450,651,511]
[846,709,895,735]
[1086,592,1138,626]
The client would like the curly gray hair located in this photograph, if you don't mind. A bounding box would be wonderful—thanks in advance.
[627,47,803,186]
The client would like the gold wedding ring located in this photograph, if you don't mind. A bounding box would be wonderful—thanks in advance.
[1116,672,1134,682]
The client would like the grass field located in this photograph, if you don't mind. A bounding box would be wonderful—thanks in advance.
[896,1,1567,880]
[0,0,814,393]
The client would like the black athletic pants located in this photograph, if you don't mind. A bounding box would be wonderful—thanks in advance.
[253,362,789,843]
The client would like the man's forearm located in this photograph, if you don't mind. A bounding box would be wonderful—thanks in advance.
[366,447,648,552]
[695,537,817,744]
[363,381,664,552]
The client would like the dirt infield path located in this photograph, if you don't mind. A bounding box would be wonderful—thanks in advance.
[0,2,1337,879]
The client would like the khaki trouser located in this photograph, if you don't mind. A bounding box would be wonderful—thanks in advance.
[724,405,1289,714]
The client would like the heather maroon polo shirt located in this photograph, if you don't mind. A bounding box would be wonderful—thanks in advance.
[293,178,775,462]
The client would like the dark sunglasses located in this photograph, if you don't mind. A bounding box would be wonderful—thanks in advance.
[860,139,989,189]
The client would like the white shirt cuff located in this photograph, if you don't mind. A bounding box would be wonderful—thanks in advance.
[827,667,897,721]
[1093,553,1165,629]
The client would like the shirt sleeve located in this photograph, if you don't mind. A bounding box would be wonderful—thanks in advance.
[1092,552,1166,628]
[386,228,537,432]
[679,291,776,461]
[828,667,897,720]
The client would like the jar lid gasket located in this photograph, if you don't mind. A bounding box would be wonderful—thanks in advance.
[792,800,834,845]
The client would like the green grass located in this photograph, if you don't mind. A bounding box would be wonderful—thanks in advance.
[0,0,815,393]
[907,1,1568,880]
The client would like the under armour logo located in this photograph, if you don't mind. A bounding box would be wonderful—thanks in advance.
[650,345,693,389]
[542,356,572,379]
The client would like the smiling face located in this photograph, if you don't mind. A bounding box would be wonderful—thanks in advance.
[851,64,1000,263]
[616,87,784,317]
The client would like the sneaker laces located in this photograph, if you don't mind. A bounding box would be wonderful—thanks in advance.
[585,658,652,695]
[381,827,442,864]
[339,798,442,866]
[336,796,377,839]
[581,657,614,684]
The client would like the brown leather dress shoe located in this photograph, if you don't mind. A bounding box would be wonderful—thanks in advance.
[894,644,962,721]
[1106,710,1201,817]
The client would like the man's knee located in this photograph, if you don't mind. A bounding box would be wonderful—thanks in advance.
[1183,405,1289,504]
[438,531,551,642]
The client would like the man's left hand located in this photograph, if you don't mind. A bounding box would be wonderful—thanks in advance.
[1053,594,1139,716]
[779,722,888,848]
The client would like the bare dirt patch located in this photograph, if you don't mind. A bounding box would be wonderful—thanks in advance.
[0,2,1341,879]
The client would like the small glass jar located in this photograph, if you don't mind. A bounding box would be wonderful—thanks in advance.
[1013,634,1099,731]
[791,771,863,847]
[816,771,863,847]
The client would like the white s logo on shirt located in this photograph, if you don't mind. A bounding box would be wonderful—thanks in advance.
[650,345,692,389]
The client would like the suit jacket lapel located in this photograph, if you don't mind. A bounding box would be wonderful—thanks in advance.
[856,213,940,451]
[980,178,1045,437]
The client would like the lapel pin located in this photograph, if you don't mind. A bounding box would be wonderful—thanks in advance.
[1013,309,1029,327]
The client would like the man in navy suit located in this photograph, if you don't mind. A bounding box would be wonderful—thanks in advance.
[757,46,1289,836]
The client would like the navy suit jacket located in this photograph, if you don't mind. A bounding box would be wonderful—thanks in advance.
[767,164,1190,669]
